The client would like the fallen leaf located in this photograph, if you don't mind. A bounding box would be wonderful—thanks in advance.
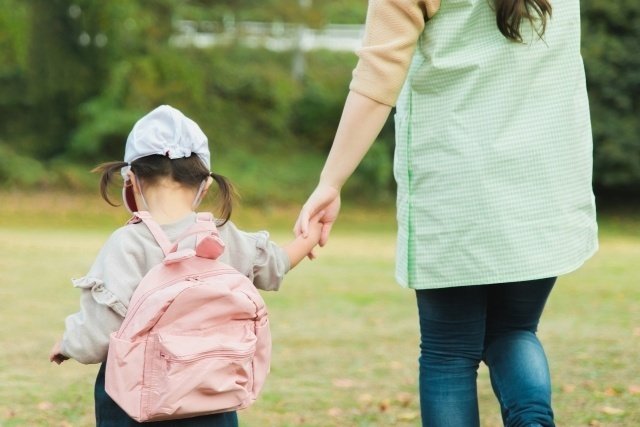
[603,387,618,397]
[562,384,576,393]
[37,401,54,411]
[600,406,624,415]
[379,399,391,412]
[396,392,414,407]
[588,420,601,426]
[629,385,640,395]
[402,376,416,386]
[332,378,355,389]
[390,361,404,370]
[397,411,419,421]
[327,407,343,417]
[358,393,374,405]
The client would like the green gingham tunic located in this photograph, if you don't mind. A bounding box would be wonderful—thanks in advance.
[391,0,598,288]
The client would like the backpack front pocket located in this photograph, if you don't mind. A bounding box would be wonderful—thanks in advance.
[141,326,257,420]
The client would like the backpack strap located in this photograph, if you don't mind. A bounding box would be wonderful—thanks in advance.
[169,212,225,259]
[130,211,173,256]
[169,212,215,248]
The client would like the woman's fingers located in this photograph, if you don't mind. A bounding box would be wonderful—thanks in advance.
[294,206,311,237]
[318,221,331,247]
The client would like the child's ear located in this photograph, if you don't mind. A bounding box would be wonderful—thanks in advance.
[127,171,140,193]
[201,176,214,198]
[205,175,213,190]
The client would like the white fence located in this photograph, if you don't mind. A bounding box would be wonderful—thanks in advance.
[171,20,365,53]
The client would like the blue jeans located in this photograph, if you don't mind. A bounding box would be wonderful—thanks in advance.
[94,362,238,427]
[416,277,556,427]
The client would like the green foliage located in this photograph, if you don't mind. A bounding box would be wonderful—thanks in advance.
[0,144,47,188]
[68,46,301,160]
[320,1,367,24]
[1,0,638,201]
[180,0,366,27]
[581,0,640,189]
[23,0,113,159]
[204,47,299,145]
[0,0,28,67]
[0,0,30,144]
[291,51,352,149]
[0,143,98,191]
[349,119,396,203]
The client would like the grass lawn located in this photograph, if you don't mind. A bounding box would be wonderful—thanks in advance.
[0,192,638,426]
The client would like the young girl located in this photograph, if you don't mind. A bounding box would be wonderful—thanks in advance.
[49,105,323,426]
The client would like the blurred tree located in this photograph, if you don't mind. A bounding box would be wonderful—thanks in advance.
[1,0,638,200]
[581,0,640,191]
[0,0,29,142]
[291,51,352,150]
[25,0,112,159]
[23,0,179,160]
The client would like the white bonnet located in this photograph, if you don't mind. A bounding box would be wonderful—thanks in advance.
[121,105,210,179]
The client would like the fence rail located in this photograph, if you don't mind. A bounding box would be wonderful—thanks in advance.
[171,20,365,52]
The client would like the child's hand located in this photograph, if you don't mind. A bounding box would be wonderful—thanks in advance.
[305,211,325,260]
[307,213,324,243]
[49,340,69,365]
[285,211,325,267]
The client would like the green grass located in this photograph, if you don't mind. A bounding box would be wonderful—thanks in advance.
[1,192,639,426]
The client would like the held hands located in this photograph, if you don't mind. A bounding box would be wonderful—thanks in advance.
[302,211,326,261]
[294,183,341,247]
[285,209,327,268]
[49,340,69,365]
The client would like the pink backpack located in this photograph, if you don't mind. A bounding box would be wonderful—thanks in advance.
[105,211,271,422]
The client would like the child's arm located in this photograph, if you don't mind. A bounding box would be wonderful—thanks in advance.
[283,214,323,269]
[49,227,145,365]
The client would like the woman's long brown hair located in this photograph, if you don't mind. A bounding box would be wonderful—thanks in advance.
[494,0,552,42]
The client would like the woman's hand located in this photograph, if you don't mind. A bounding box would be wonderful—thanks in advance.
[294,184,341,247]
[294,91,392,249]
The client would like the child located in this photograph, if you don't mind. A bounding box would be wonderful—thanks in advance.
[49,105,323,426]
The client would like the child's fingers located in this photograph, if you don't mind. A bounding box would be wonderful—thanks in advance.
[306,249,316,260]
[50,353,66,364]
[319,222,333,247]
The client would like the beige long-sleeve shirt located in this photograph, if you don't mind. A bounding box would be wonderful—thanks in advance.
[62,213,289,364]
[350,0,439,106]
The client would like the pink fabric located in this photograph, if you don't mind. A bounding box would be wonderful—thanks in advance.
[106,212,271,422]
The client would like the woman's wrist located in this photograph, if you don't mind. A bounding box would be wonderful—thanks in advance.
[318,173,345,193]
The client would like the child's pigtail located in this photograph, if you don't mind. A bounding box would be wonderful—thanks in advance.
[210,172,236,226]
[92,161,129,207]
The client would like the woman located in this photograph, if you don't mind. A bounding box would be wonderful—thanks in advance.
[294,1,598,426]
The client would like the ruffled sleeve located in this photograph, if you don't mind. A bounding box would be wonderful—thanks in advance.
[62,277,126,364]
[61,227,147,364]
[217,221,290,291]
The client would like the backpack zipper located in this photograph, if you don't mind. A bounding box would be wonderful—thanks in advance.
[117,268,238,336]
[159,347,254,363]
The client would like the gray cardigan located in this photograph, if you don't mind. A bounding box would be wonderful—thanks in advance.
[61,212,290,364]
